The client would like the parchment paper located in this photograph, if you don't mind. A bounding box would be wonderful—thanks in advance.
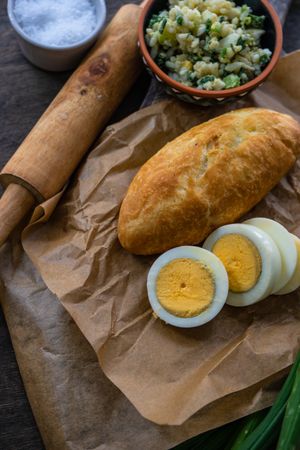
[18,52,300,427]
[0,237,287,449]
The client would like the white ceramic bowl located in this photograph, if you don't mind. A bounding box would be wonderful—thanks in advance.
[7,0,107,72]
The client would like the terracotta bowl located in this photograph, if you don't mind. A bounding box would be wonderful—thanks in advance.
[139,0,282,105]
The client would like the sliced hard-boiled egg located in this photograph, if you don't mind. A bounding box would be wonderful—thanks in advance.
[275,233,300,295]
[244,218,298,293]
[203,224,282,307]
[147,246,229,328]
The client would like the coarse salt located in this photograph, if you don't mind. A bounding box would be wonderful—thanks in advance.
[13,0,98,47]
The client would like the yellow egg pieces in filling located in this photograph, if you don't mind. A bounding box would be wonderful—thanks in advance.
[203,224,282,307]
[147,246,229,327]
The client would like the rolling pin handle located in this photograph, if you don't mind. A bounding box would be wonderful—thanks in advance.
[0,184,36,247]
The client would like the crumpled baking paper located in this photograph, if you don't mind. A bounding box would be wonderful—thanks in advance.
[0,236,287,449]
[18,52,300,426]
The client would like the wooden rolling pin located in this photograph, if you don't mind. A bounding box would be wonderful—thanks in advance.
[0,3,145,246]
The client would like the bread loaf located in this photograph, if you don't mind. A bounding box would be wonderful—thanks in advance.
[118,108,300,255]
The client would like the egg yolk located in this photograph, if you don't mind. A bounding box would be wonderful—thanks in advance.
[212,234,262,293]
[156,258,215,318]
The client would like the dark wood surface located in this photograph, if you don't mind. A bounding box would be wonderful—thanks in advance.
[0,1,150,449]
[1,0,300,448]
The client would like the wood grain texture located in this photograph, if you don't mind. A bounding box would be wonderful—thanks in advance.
[0,0,150,250]
[0,0,143,179]
[1,4,143,201]
[0,2,148,449]
[0,184,35,246]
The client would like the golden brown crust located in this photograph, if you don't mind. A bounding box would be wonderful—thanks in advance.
[118,108,300,255]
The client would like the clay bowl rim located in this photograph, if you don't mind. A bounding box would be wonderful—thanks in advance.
[138,0,283,99]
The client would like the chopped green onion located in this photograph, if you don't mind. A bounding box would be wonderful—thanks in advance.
[221,47,228,58]
[211,22,221,34]
[250,14,265,29]
[159,18,167,34]
[245,14,265,29]
[200,75,215,84]
[188,72,197,82]
[206,19,212,33]
[148,14,161,27]
[237,37,246,48]
[224,74,240,88]
[260,54,270,65]
[145,0,271,92]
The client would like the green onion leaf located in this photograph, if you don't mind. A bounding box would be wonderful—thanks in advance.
[171,421,241,450]
[229,409,268,450]
[237,352,300,450]
[277,361,300,450]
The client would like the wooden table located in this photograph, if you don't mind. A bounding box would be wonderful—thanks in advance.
[1,0,300,448]
[0,1,149,448]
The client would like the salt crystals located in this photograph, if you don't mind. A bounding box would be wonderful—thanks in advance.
[14,0,98,47]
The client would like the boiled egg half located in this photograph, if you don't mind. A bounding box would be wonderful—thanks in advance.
[243,218,298,293]
[147,246,229,328]
[276,233,300,295]
[203,224,282,307]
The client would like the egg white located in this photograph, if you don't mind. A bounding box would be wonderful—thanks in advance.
[203,224,282,307]
[147,246,229,328]
[275,233,300,295]
[244,218,297,293]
